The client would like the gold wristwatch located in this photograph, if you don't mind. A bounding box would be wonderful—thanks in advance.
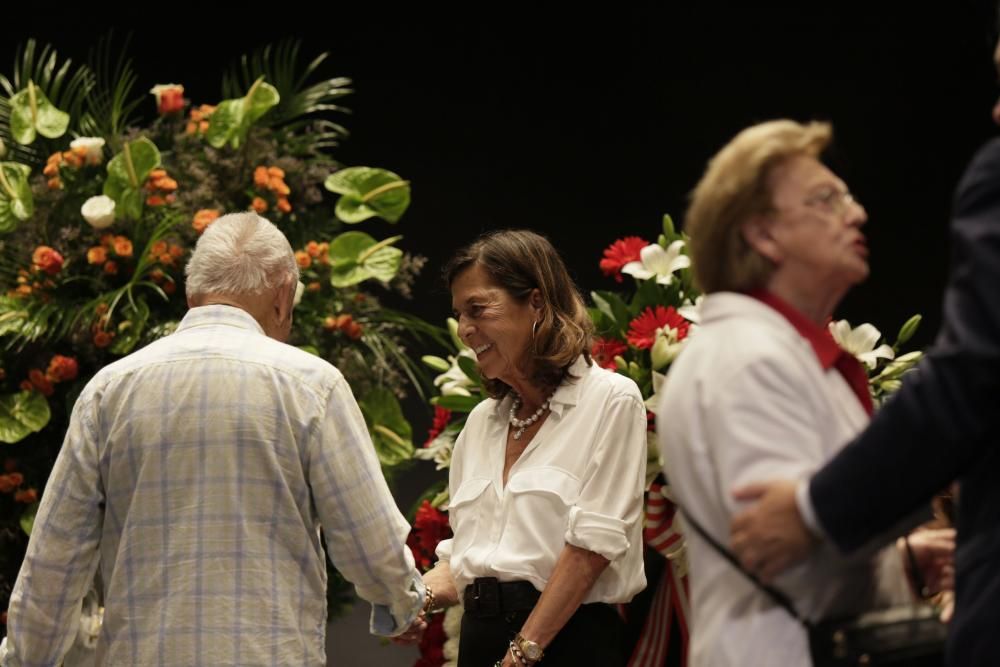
[513,633,544,662]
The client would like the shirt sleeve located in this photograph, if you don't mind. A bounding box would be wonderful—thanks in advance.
[307,377,424,637]
[564,392,648,561]
[5,390,104,667]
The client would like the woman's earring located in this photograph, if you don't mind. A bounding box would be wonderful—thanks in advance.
[531,320,539,340]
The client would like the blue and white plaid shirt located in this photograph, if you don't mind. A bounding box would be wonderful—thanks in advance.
[4,305,424,666]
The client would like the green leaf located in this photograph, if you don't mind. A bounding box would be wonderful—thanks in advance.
[19,501,38,535]
[432,394,483,413]
[325,167,411,224]
[205,77,280,149]
[457,354,482,384]
[328,231,403,287]
[103,137,161,220]
[0,390,51,443]
[359,387,413,468]
[9,81,70,144]
[0,161,33,233]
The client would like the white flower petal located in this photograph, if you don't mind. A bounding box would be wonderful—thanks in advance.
[621,261,653,280]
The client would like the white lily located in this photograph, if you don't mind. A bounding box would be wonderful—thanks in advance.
[651,326,687,370]
[433,348,478,396]
[622,240,691,285]
[414,430,455,470]
[677,295,704,325]
[644,370,667,412]
[829,319,895,369]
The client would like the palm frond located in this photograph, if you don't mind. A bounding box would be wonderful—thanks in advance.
[83,32,144,148]
[221,40,352,147]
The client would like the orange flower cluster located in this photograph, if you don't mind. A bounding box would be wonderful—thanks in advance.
[0,460,36,504]
[9,269,53,298]
[19,354,79,397]
[322,313,363,340]
[294,240,330,270]
[145,169,178,207]
[88,234,134,276]
[192,208,221,234]
[41,144,95,189]
[251,165,292,214]
[148,239,185,267]
[185,104,217,135]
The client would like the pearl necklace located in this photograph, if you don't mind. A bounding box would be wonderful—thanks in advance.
[508,388,556,440]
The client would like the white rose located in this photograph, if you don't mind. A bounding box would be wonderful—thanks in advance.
[70,137,106,165]
[81,195,116,229]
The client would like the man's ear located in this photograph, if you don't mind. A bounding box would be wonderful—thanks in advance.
[741,215,783,265]
[275,280,295,325]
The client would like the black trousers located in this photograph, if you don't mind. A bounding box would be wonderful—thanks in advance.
[458,601,625,666]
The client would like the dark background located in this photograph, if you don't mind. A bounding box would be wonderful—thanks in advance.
[8,3,1000,663]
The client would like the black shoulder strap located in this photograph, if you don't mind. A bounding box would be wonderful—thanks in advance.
[680,505,813,631]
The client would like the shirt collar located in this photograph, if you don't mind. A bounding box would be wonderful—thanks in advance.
[175,304,266,336]
[746,289,842,370]
[490,354,591,420]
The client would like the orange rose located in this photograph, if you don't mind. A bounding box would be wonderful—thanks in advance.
[32,246,64,275]
[251,197,268,214]
[158,253,174,266]
[168,244,183,259]
[104,261,118,275]
[28,369,54,397]
[267,166,285,179]
[305,241,321,258]
[46,177,62,190]
[276,197,292,214]
[14,488,38,504]
[192,208,220,234]
[155,177,178,192]
[149,169,167,180]
[294,251,311,269]
[269,178,291,196]
[93,330,114,348]
[87,246,107,265]
[317,243,330,264]
[146,195,166,207]
[346,322,364,340]
[150,241,168,257]
[253,166,270,188]
[113,236,133,258]
[46,355,79,383]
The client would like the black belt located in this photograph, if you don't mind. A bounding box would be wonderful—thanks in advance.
[463,577,540,618]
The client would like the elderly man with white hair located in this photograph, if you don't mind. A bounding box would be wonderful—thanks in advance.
[2,212,427,666]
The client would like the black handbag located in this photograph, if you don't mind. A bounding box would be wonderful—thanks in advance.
[681,509,947,666]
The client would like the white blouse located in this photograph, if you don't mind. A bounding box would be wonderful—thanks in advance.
[436,356,648,603]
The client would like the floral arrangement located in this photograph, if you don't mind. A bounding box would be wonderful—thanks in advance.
[0,37,447,631]
[406,215,924,666]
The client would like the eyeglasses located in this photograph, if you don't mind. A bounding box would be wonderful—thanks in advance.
[802,187,860,218]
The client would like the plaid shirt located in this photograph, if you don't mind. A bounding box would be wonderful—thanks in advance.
[4,305,424,667]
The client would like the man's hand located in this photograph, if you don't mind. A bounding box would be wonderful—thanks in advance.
[729,479,817,582]
[390,614,427,645]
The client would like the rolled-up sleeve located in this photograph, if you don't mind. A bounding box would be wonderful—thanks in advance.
[563,394,647,561]
[308,377,425,637]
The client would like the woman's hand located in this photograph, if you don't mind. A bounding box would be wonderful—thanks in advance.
[899,528,956,597]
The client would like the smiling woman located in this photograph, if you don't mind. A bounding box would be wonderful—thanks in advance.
[417,229,649,667]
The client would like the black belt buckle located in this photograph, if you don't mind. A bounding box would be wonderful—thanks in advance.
[466,577,501,617]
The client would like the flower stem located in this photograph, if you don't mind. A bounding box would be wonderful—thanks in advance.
[361,180,409,204]
[357,235,403,264]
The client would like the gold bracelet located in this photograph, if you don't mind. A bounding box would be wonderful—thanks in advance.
[422,584,437,614]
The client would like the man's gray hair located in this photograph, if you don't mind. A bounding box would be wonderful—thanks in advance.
[185,211,299,298]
